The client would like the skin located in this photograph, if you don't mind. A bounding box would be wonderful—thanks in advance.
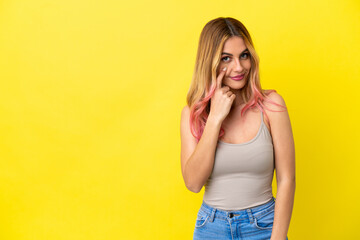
[216,36,296,240]
[218,36,251,109]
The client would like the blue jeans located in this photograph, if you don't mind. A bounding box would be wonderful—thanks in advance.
[193,196,289,240]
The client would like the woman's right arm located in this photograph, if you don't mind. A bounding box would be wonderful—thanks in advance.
[180,67,235,193]
[180,106,222,193]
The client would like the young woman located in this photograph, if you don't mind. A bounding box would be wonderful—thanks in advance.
[180,17,295,240]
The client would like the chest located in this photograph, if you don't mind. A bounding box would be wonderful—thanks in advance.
[219,109,271,144]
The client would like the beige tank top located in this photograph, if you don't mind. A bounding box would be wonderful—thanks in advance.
[203,110,275,211]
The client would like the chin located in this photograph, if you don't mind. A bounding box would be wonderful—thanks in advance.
[226,83,246,90]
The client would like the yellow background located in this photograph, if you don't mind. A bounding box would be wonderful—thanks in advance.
[0,0,359,239]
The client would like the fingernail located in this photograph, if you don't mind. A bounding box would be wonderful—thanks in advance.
[223,67,227,71]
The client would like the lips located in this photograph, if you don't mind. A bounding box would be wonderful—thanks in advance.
[230,74,245,81]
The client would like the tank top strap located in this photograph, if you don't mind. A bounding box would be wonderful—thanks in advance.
[260,110,272,137]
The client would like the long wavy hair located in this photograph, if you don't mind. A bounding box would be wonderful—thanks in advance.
[186,17,287,142]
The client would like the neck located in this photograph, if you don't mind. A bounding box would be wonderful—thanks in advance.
[231,91,245,108]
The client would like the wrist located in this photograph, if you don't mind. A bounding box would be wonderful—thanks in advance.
[207,114,223,127]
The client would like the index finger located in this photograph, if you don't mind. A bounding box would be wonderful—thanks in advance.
[217,67,227,89]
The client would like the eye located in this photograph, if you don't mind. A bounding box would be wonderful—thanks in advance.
[241,52,250,59]
[222,52,250,62]
[221,56,230,62]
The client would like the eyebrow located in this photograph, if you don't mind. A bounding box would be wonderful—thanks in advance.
[221,48,249,56]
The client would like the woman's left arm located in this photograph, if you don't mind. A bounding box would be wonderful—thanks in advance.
[267,92,296,240]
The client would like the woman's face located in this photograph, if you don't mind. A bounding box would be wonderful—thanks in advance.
[217,36,251,90]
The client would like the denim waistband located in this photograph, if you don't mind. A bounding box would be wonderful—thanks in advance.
[199,196,276,223]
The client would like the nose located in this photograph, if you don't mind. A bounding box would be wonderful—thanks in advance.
[232,58,244,72]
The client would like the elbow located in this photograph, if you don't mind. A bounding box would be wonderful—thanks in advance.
[183,168,204,193]
[185,181,202,193]
[187,185,202,193]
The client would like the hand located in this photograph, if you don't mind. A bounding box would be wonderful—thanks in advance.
[209,67,236,123]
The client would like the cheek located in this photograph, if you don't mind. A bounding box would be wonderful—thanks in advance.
[217,63,228,74]
[218,63,226,69]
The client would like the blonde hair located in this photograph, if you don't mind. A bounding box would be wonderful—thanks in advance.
[186,17,286,142]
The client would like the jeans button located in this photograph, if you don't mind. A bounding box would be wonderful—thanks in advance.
[229,213,233,218]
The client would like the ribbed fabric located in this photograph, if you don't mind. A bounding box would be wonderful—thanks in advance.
[203,111,275,211]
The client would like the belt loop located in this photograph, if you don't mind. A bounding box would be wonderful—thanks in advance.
[209,208,216,222]
[246,209,254,224]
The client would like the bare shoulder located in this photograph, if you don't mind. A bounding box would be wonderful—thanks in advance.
[263,90,292,141]
[181,105,191,127]
[264,90,287,111]
[262,90,289,133]
[181,105,190,115]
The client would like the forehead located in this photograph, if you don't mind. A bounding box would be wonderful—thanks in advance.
[223,36,247,52]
